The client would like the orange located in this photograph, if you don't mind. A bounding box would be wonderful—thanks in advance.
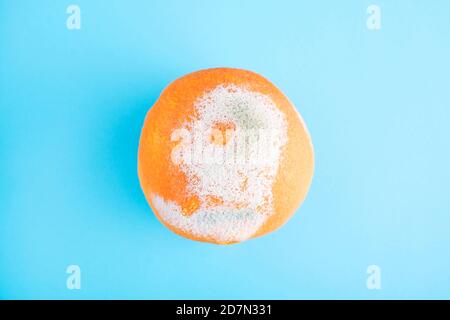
[138,68,314,244]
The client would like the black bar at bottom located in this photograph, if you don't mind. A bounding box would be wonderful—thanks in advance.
[0,300,448,318]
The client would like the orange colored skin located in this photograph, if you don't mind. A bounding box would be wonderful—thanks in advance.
[138,68,314,244]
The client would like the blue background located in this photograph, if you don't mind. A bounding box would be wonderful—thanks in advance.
[1,0,449,299]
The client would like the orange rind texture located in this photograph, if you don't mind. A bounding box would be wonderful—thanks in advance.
[138,68,314,244]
